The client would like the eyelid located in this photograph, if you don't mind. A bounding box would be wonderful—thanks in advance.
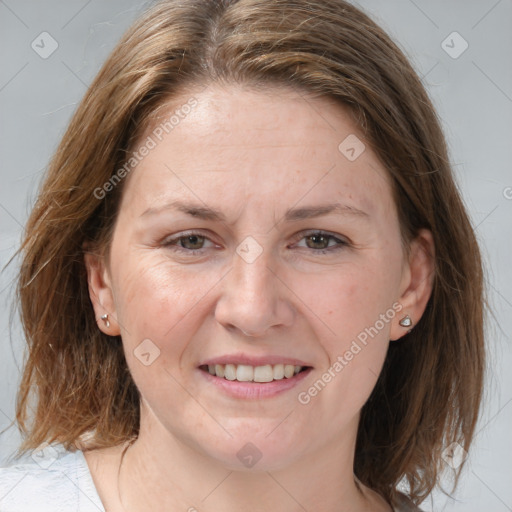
[291,229,350,246]
[162,229,350,255]
[162,230,216,250]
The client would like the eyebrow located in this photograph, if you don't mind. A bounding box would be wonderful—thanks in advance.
[140,200,369,222]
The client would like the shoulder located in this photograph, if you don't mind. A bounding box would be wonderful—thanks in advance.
[392,492,425,512]
[0,444,104,512]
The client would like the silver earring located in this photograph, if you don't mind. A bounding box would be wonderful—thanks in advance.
[399,315,412,328]
[101,314,110,328]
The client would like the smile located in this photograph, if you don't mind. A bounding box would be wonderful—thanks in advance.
[198,363,313,399]
[200,363,309,382]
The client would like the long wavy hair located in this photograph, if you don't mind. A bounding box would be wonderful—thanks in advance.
[9,0,484,505]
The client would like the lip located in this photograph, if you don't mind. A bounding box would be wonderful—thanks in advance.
[199,353,312,367]
[197,366,313,399]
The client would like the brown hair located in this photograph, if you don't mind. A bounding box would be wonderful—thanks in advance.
[9,0,484,505]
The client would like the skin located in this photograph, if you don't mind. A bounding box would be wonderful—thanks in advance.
[84,83,434,512]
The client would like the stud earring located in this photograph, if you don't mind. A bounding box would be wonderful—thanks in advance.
[101,314,110,328]
[399,315,412,328]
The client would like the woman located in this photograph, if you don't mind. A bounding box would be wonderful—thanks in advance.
[0,0,484,511]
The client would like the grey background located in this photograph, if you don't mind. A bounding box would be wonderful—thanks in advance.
[0,1,511,510]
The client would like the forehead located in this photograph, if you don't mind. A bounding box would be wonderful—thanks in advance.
[118,83,395,223]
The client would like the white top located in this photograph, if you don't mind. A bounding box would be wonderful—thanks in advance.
[0,443,421,511]
[0,444,104,512]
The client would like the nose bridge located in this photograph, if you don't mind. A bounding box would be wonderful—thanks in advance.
[231,241,275,307]
[215,237,293,336]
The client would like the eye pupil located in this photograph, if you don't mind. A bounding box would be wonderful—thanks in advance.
[182,235,204,249]
[168,231,343,254]
[307,234,328,249]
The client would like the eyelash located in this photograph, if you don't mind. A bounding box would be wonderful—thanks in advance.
[161,230,349,256]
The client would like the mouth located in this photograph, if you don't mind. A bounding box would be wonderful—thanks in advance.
[198,362,313,399]
[199,363,311,383]
[197,354,314,399]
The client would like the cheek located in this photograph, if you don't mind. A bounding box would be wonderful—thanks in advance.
[116,253,196,320]
[303,258,400,385]
[311,264,397,339]
[112,252,223,361]
[110,255,208,406]
[293,268,395,426]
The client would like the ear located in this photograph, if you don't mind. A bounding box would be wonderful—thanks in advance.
[83,243,121,336]
[390,229,435,341]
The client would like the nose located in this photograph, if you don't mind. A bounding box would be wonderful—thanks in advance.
[214,247,295,337]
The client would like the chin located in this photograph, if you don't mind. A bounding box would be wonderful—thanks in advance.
[195,427,306,472]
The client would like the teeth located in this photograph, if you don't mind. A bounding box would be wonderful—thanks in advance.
[284,365,294,378]
[204,363,305,382]
[224,364,237,381]
[236,364,254,382]
[273,363,284,380]
[254,365,273,382]
[215,364,225,378]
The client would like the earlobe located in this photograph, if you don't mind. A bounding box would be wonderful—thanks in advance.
[390,229,435,341]
[398,314,412,328]
[83,246,121,336]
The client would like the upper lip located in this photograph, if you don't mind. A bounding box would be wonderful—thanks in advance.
[199,353,312,368]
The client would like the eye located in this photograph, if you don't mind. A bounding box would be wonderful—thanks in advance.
[162,230,349,256]
[292,230,349,254]
[162,231,215,253]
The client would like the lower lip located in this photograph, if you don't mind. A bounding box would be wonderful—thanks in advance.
[198,367,313,399]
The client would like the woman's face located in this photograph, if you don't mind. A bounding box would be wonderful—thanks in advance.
[87,84,431,470]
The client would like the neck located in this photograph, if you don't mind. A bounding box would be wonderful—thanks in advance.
[115,408,390,512]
